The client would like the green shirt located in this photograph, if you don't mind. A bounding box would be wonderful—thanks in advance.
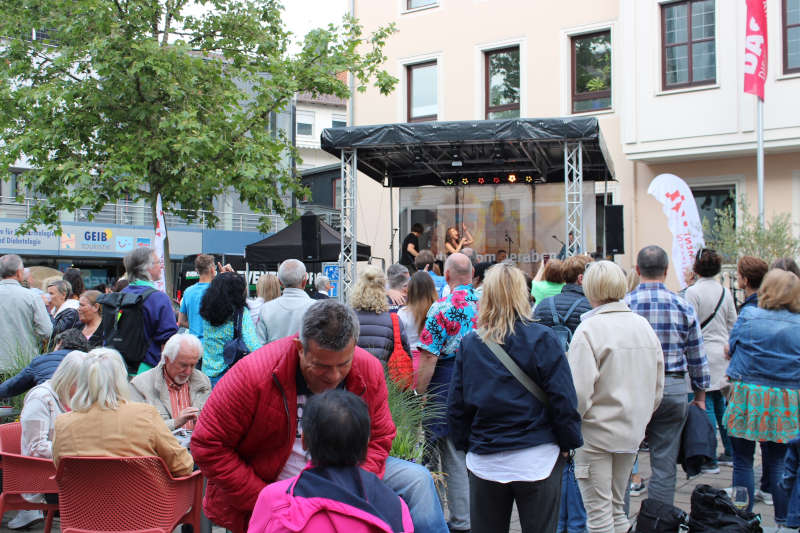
[531,281,565,304]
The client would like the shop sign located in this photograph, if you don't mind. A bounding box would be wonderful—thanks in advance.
[0,223,60,251]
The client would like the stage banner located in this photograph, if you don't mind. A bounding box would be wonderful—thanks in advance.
[648,174,705,289]
[153,193,167,292]
[744,0,768,100]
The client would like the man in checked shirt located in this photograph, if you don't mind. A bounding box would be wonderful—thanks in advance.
[625,245,710,505]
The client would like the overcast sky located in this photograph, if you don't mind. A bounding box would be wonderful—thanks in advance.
[282,0,348,45]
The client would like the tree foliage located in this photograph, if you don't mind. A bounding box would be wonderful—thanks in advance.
[704,196,800,264]
[0,0,396,234]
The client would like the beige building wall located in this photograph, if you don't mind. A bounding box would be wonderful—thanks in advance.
[351,0,799,285]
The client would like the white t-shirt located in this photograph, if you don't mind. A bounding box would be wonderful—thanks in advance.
[466,443,560,483]
[277,393,308,480]
[397,307,420,348]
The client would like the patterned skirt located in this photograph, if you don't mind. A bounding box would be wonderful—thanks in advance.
[724,381,800,443]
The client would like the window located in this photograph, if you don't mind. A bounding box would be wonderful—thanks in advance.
[407,0,437,9]
[662,0,716,89]
[407,61,437,122]
[331,114,347,129]
[692,186,734,237]
[571,31,611,113]
[485,47,520,119]
[333,178,342,210]
[785,0,800,73]
[296,111,314,136]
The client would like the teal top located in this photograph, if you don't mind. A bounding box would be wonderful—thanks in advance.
[530,281,564,304]
[201,307,263,378]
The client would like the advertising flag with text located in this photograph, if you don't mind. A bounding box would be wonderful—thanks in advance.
[744,0,768,100]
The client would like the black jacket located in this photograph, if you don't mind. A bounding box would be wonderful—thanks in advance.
[448,321,583,454]
[355,310,410,363]
[679,403,717,477]
[533,284,591,333]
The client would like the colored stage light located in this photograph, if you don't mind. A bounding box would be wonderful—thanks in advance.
[525,175,533,183]
[446,178,454,185]
[461,177,469,184]
[478,177,485,184]
[508,174,517,183]
[493,177,501,184]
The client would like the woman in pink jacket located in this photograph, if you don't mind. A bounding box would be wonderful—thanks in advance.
[248,389,414,533]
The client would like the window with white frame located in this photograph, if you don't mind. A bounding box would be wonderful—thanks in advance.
[296,111,314,137]
[571,31,611,113]
[331,114,347,128]
[407,0,437,10]
[485,47,520,119]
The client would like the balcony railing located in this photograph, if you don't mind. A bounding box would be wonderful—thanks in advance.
[0,196,287,233]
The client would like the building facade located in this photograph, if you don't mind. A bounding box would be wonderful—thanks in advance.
[350,0,800,284]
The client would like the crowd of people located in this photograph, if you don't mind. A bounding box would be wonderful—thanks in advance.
[0,243,798,533]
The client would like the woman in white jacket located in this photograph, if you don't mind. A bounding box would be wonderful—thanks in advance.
[566,261,665,533]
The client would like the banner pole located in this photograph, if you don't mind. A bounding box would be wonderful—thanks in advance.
[757,97,765,227]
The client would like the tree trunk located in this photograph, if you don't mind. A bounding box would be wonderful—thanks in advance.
[150,192,174,298]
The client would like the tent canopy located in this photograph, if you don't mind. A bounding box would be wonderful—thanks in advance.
[321,117,615,187]
[244,216,371,266]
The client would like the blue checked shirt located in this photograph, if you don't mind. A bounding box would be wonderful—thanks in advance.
[625,282,710,391]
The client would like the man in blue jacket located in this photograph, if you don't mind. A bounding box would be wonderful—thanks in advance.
[0,328,89,399]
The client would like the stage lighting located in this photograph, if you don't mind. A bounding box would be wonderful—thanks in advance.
[446,178,454,185]
[493,177,501,184]
[461,177,469,185]
[478,177,485,184]
[508,174,517,183]
[525,175,533,183]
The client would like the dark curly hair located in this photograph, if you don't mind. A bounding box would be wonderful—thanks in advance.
[693,248,722,278]
[63,268,85,297]
[199,272,248,327]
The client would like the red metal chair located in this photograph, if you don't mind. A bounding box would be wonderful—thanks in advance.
[0,422,59,533]
[55,456,203,533]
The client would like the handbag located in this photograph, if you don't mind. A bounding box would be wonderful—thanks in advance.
[387,313,414,390]
[477,328,549,407]
[635,498,689,533]
[222,310,250,368]
[687,485,763,532]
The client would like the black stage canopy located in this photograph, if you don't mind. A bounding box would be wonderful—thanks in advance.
[245,216,371,266]
[321,117,615,188]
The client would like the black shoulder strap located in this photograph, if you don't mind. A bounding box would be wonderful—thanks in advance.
[233,309,243,339]
[700,288,725,330]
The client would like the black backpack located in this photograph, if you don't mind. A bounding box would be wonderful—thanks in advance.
[635,498,689,533]
[687,484,763,532]
[97,288,157,373]
[548,297,586,352]
[222,310,250,368]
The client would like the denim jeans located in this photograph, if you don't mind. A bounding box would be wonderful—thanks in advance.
[730,437,788,522]
[558,463,587,533]
[705,390,732,459]
[384,456,449,533]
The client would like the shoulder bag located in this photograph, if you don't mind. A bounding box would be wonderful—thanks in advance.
[477,328,549,408]
[388,313,414,390]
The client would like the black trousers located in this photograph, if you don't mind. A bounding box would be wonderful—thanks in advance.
[468,455,565,533]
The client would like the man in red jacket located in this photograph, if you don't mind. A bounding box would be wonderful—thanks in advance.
[191,299,448,533]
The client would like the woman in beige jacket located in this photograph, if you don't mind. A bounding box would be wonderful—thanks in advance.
[566,261,664,533]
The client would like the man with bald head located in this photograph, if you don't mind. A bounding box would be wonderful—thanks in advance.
[415,252,477,532]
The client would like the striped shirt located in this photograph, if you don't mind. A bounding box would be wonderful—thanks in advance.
[163,367,193,430]
[625,282,710,391]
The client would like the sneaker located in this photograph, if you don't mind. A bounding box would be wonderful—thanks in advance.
[8,510,44,530]
[630,479,647,497]
[755,488,774,506]
[701,463,720,474]
[717,454,733,467]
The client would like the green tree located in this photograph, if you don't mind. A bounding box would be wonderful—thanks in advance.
[704,196,800,264]
[0,0,396,293]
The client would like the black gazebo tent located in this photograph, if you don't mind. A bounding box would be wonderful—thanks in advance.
[244,216,371,267]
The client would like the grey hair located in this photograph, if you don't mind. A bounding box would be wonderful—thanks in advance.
[278,259,307,288]
[300,300,359,351]
[315,275,330,292]
[47,279,73,298]
[123,247,155,282]
[386,263,410,290]
[162,333,203,363]
[70,348,130,412]
[51,350,88,406]
[637,245,669,279]
[0,254,23,279]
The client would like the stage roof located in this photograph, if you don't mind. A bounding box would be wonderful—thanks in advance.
[320,117,615,188]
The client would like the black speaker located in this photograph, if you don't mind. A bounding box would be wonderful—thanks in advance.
[604,205,624,255]
[301,214,321,261]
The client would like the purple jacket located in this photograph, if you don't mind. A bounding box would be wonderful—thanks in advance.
[121,284,178,366]
[248,466,413,533]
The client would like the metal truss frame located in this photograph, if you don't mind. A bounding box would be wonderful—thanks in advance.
[338,149,357,302]
[564,142,584,257]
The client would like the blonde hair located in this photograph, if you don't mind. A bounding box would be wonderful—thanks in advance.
[256,274,281,302]
[350,266,389,313]
[583,261,627,304]
[759,269,800,313]
[477,263,532,344]
[626,268,640,293]
[70,348,130,412]
[51,350,88,407]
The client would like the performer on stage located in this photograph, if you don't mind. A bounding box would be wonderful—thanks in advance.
[444,224,474,256]
[400,223,424,270]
